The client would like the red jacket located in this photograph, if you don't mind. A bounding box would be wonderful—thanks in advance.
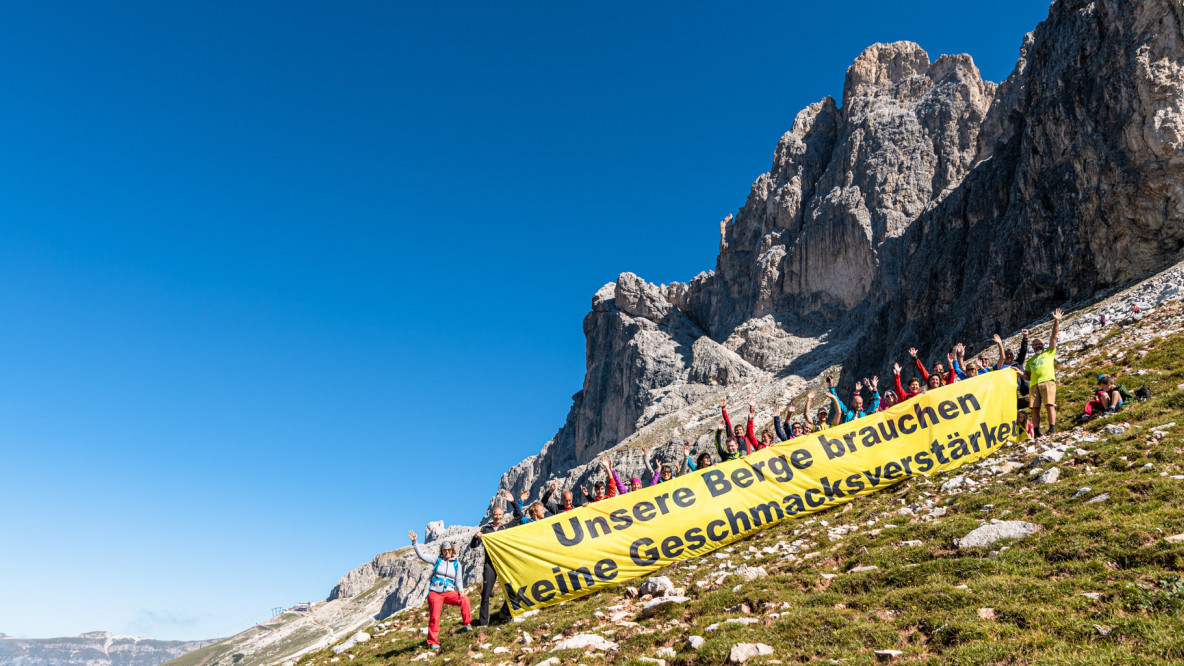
[895,373,924,402]
[722,407,759,454]
[914,358,957,386]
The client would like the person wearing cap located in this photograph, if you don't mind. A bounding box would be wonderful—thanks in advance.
[1017,309,1062,437]
[408,530,471,648]
[471,491,515,626]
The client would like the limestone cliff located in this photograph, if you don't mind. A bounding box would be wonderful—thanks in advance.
[173,3,1184,663]
[490,0,1184,518]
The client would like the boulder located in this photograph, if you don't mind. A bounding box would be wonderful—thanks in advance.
[734,565,768,581]
[954,521,1042,549]
[638,576,675,597]
[637,596,690,619]
[728,643,774,664]
[549,634,618,652]
[1038,467,1061,484]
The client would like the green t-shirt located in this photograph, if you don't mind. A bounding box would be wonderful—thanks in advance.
[1025,347,1057,385]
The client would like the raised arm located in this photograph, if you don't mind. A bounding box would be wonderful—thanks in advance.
[1017,329,1030,365]
[409,531,435,565]
[893,363,906,396]
[992,334,1006,370]
[1050,309,1062,350]
[514,492,526,519]
[772,413,788,442]
[827,375,849,415]
[909,347,930,381]
[721,397,734,435]
[746,396,756,442]
[951,345,967,380]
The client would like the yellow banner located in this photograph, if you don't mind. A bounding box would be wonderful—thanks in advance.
[483,370,1018,615]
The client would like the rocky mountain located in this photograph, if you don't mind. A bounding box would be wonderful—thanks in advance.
[0,631,217,666]
[488,0,1184,519]
[170,2,1184,665]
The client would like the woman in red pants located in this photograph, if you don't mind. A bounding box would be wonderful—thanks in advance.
[408,530,472,649]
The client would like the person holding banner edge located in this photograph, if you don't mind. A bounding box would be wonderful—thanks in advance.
[471,491,516,626]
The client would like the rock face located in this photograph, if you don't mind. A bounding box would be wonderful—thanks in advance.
[490,0,1184,518]
[0,632,218,666]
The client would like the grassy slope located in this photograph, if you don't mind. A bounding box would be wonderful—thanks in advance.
[295,304,1184,665]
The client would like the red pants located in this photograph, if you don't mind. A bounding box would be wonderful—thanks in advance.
[426,590,471,646]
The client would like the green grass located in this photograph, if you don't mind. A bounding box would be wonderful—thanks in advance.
[288,304,1184,665]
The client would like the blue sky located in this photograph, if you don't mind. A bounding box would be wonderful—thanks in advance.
[0,0,1051,641]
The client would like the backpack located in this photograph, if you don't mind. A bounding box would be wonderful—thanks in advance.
[1135,386,1152,402]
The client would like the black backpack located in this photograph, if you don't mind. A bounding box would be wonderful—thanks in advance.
[1135,386,1151,402]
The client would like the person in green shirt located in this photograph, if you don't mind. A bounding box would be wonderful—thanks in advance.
[1017,309,1062,437]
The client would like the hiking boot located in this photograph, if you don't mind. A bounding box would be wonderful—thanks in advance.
[1048,425,1056,435]
[1034,427,1043,438]
[463,624,473,631]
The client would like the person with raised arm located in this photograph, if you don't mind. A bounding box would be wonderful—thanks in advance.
[516,488,547,524]
[804,390,831,430]
[988,333,1008,372]
[579,479,609,503]
[772,398,796,441]
[714,419,743,461]
[409,530,471,647]
[470,490,514,626]
[893,362,924,402]
[827,375,869,424]
[1017,309,1063,437]
[862,376,883,412]
[601,452,629,495]
[877,381,899,412]
[684,441,711,471]
[1015,329,1031,398]
[541,480,577,514]
[910,347,953,387]
[721,396,759,454]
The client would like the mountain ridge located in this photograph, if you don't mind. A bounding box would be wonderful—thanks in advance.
[0,631,219,666]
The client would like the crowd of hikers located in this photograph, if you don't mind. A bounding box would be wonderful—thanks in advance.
[408,308,1141,644]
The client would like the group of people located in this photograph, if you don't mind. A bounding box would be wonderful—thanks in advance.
[409,309,1077,646]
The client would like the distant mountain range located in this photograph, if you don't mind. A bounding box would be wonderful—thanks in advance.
[0,631,218,666]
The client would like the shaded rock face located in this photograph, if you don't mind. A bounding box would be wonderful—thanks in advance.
[857,0,1184,373]
[491,0,1184,519]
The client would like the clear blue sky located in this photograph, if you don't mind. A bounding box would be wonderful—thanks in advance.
[0,0,1051,642]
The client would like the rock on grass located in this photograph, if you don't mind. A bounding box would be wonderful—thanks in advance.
[954,521,1042,549]
[728,643,774,663]
[549,634,617,652]
[637,596,690,619]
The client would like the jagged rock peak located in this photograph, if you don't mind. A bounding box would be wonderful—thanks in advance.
[614,272,675,322]
[843,41,934,105]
